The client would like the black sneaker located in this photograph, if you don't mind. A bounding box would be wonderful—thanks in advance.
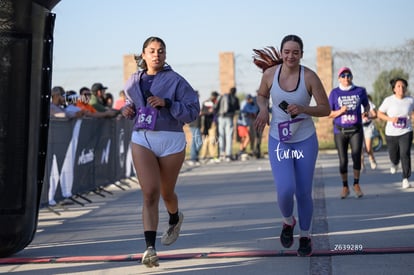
[297,237,312,256]
[280,217,296,248]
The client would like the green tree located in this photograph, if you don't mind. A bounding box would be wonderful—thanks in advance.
[372,68,409,107]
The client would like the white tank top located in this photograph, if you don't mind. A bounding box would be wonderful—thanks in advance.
[269,65,316,143]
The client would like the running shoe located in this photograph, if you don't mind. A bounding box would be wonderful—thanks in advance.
[297,237,312,257]
[161,212,184,246]
[353,184,363,198]
[141,246,159,268]
[340,186,350,199]
[402,178,411,189]
[280,216,296,248]
[369,159,377,170]
[390,164,398,174]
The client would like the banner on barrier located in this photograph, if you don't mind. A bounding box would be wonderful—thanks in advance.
[41,118,134,206]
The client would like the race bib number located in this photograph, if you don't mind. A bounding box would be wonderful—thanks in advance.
[393,117,408,129]
[278,118,304,142]
[341,114,357,125]
[135,107,157,130]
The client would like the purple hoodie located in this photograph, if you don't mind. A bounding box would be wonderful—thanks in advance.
[124,65,200,132]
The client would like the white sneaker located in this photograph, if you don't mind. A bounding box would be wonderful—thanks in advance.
[193,161,201,166]
[402,178,411,189]
[370,159,377,170]
[141,246,159,268]
[208,158,220,164]
[187,160,200,166]
[390,164,398,174]
[161,212,184,246]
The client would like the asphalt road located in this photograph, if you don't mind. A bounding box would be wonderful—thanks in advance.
[1,150,413,274]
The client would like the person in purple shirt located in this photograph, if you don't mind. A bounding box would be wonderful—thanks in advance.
[328,67,369,199]
[121,36,199,268]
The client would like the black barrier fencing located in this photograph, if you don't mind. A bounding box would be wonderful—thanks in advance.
[40,117,136,208]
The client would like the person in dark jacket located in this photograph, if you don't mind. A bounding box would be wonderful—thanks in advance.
[215,86,240,161]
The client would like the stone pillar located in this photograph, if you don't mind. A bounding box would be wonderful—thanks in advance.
[315,46,334,143]
[219,52,235,94]
[123,54,137,83]
[317,46,333,96]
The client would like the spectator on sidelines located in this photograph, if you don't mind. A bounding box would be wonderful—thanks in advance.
[76,87,116,118]
[215,86,240,161]
[250,95,262,158]
[89,83,118,117]
[187,91,202,166]
[49,86,67,118]
[199,91,219,163]
[89,82,108,112]
[104,92,114,108]
[114,90,127,110]
[50,86,84,118]
[237,94,259,158]
[76,87,97,113]
[64,90,83,117]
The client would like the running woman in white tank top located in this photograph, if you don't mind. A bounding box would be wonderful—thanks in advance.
[253,34,330,257]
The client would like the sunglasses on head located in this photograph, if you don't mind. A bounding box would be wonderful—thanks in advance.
[340,73,352,78]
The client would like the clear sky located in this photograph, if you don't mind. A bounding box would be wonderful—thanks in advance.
[51,0,414,101]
